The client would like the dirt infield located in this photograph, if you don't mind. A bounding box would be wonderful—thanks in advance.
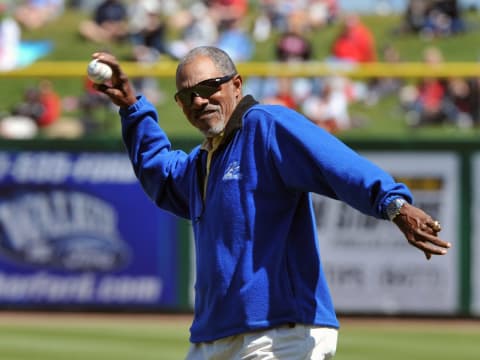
[1,311,479,330]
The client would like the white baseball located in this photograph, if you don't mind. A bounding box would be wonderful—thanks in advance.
[87,59,112,84]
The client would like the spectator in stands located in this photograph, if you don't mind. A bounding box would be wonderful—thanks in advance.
[318,13,376,130]
[330,13,377,63]
[11,79,61,128]
[208,0,249,28]
[251,0,273,42]
[14,0,64,30]
[36,79,62,127]
[400,0,466,38]
[247,26,316,110]
[126,1,170,107]
[365,44,405,106]
[252,0,338,41]
[466,79,480,126]
[401,0,430,34]
[77,76,112,133]
[444,77,479,128]
[78,0,128,44]
[424,0,466,37]
[129,0,169,61]
[167,1,218,60]
[261,77,299,109]
[302,76,352,133]
[0,1,21,71]
[306,0,339,30]
[0,114,38,139]
[276,30,312,63]
[400,46,450,127]
[215,17,254,63]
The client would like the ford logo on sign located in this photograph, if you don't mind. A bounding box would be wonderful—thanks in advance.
[55,236,129,271]
[0,190,130,271]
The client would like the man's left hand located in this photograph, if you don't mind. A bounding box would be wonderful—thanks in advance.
[393,203,451,260]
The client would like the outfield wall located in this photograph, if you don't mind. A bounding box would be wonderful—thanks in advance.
[316,152,459,315]
[0,138,477,317]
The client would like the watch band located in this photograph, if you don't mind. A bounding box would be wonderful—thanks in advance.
[386,197,407,221]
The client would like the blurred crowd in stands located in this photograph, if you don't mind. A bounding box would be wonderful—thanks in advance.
[400,0,466,38]
[399,45,480,128]
[0,0,479,139]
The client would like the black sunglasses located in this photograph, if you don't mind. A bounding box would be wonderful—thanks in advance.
[174,73,236,107]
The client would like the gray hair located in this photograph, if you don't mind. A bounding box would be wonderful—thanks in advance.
[176,46,238,78]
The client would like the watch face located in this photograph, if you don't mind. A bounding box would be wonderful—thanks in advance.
[387,198,406,220]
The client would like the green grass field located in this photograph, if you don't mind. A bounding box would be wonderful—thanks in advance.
[0,313,478,360]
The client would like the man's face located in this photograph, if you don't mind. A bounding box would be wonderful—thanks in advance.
[175,56,242,138]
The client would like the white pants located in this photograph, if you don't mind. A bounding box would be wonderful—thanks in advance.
[185,324,338,360]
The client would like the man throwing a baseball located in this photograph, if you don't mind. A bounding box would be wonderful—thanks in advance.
[92,47,451,359]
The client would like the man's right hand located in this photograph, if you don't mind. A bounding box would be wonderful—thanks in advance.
[90,52,138,108]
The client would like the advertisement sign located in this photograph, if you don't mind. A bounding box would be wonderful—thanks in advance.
[0,151,180,308]
[315,152,459,314]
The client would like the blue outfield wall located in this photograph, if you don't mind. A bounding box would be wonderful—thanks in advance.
[0,139,193,311]
[0,137,476,316]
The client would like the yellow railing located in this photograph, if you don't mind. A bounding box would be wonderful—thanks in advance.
[2,61,480,78]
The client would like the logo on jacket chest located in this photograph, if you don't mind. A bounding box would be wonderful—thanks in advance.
[222,161,242,181]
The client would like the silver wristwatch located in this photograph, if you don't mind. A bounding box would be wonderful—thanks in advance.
[386,197,407,221]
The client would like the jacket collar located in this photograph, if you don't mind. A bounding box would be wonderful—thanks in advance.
[201,95,258,151]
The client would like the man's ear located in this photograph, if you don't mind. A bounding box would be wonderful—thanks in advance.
[233,74,243,95]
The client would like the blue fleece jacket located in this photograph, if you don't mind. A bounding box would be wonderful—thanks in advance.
[120,95,413,343]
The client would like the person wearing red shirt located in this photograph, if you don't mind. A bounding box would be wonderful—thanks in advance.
[36,80,61,127]
[331,14,376,63]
